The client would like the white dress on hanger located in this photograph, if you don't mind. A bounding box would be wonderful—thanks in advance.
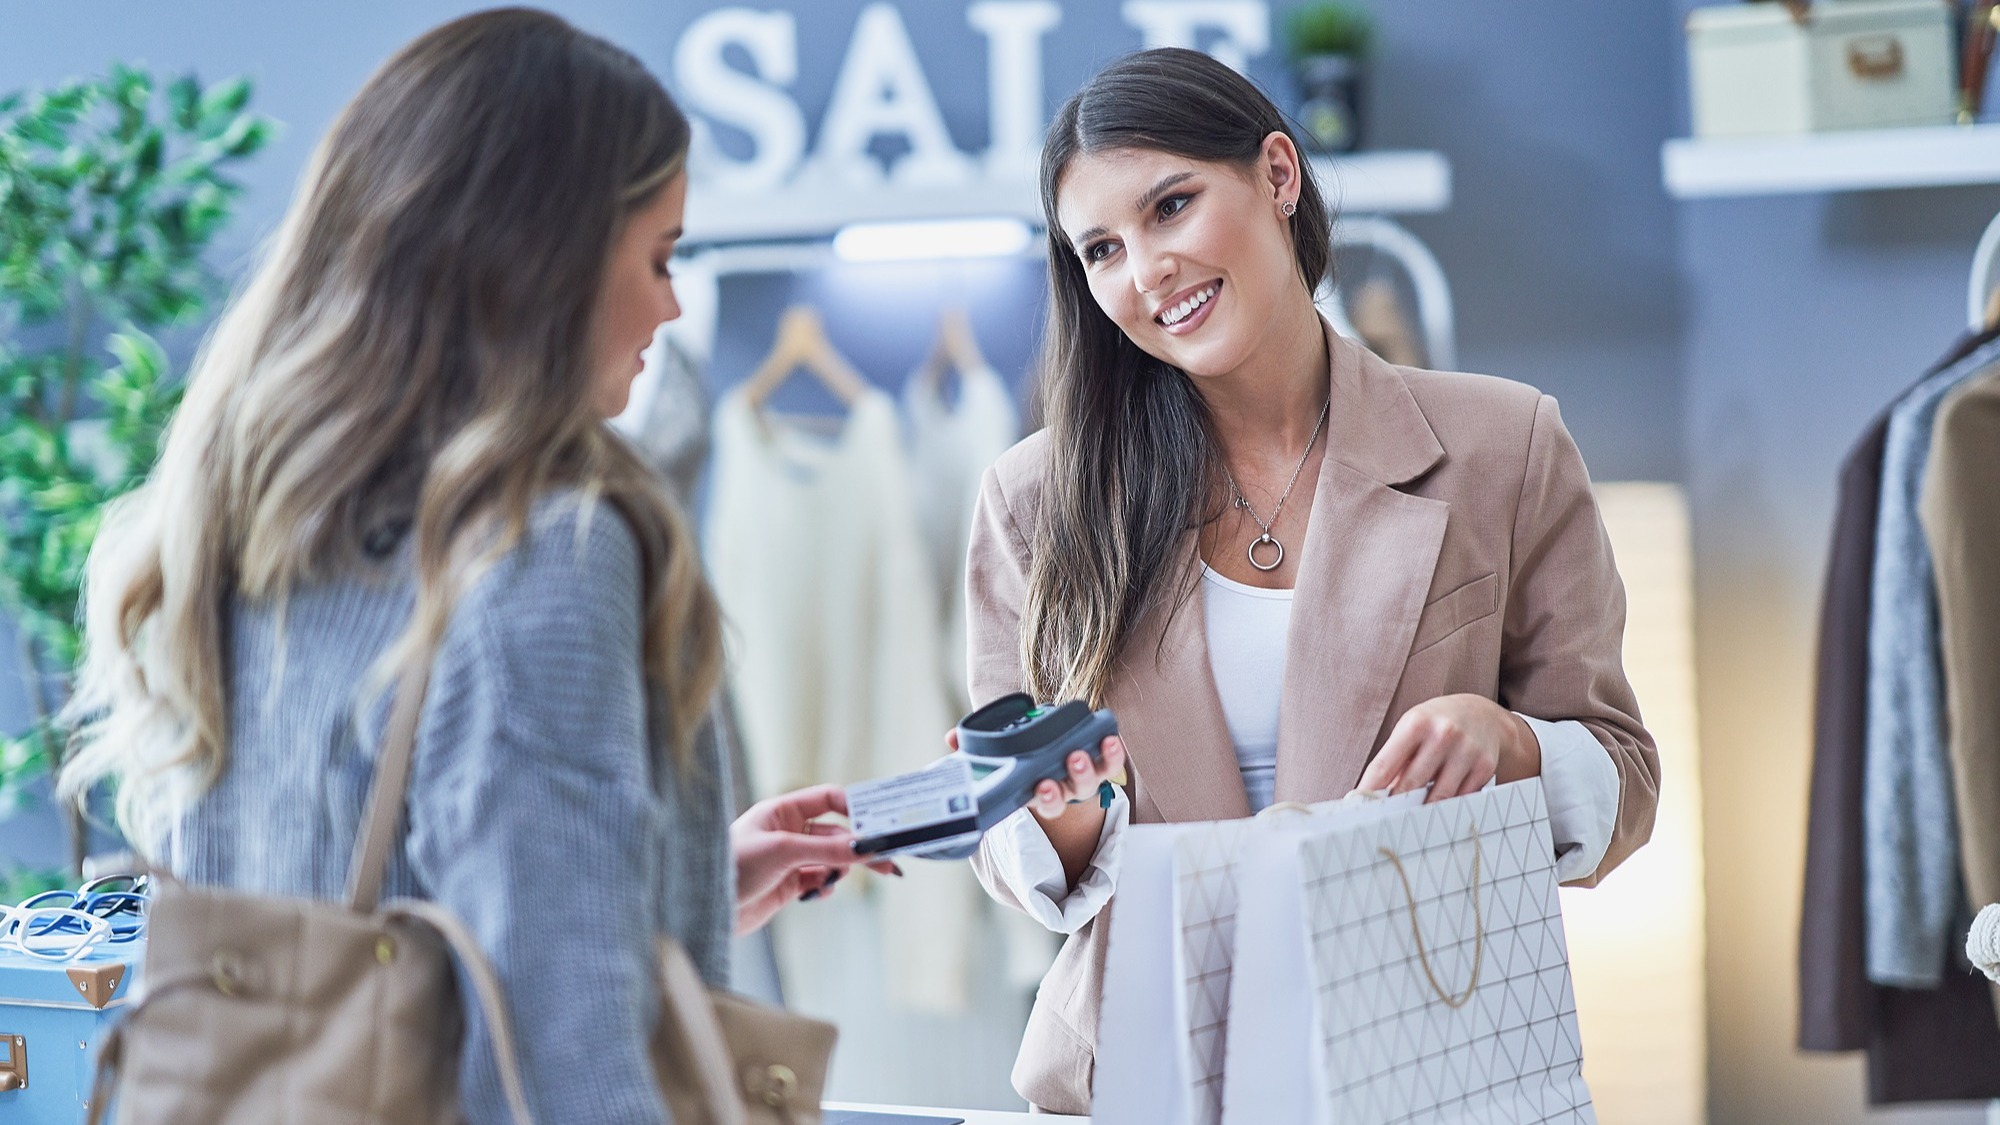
[902,364,1022,713]
[901,364,1057,986]
[705,386,977,1013]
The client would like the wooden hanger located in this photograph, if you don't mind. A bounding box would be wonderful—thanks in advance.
[740,305,870,411]
[914,307,990,393]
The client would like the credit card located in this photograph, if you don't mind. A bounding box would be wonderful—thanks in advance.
[845,758,981,858]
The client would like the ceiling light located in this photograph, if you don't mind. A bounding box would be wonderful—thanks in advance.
[831,217,1035,263]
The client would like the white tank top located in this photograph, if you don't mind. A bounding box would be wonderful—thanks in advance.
[1200,565,1294,812]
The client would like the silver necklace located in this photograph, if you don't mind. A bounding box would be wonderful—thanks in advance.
[1220,397,1330,572]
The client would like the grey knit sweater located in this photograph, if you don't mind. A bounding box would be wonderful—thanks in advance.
[169,494,732,1124]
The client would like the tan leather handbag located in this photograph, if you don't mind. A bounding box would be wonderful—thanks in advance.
[89,661,836,1125]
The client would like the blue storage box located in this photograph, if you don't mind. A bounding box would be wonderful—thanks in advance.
[0,943,141,1123]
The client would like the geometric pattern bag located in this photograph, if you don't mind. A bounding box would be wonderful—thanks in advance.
[1222,781,1595,1125]
[1093,795,1425,1125]
[87,659,835,1124]
[1170,793,1424,1125]
[1299,780,1593,1124]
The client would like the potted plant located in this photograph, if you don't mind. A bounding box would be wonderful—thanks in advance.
[0,65,273,894]
[1283,2,1376,154]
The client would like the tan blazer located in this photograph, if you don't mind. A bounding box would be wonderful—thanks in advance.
[1920,365,2000,1023]
[965,330,1660,1113]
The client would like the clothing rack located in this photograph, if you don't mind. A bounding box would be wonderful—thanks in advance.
[1327,215,1457,371]
[677,215,1457,372]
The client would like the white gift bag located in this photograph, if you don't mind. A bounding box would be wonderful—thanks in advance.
[1094,823,1194,1124]
[1094,794,1425,1125]
[1222,780,1595,1125]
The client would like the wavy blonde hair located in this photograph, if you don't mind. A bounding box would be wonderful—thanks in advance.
[58,8,721,850]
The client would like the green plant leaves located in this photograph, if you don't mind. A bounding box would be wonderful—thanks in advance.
[0,864,67,904]
[0,725,54,818]
[197,77,253,134]
[0,69,277,337]
[0,66,272,873]
[1283,3,1376,61]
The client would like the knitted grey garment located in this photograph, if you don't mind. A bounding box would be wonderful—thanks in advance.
[168,492,732,1125]
[632,336,713,507]
[624,337,758,816]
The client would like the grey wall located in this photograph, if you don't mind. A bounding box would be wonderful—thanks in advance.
[1370,1,1689,483]
[5,1,1997,1120]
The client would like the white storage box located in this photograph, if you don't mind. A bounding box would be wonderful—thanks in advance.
[1686,0,1955,137]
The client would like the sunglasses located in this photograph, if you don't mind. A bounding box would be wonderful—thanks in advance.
[1,874,151,962]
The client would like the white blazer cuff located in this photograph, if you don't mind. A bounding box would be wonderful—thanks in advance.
[984,788,1130,934]
[1517,714,1620,882]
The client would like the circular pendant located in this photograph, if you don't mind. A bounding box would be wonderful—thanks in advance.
[1248,534,1284,572]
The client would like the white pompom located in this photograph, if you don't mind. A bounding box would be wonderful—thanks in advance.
[1969,904,2000,983]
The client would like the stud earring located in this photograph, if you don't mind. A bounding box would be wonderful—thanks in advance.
[1281,200,1297,217]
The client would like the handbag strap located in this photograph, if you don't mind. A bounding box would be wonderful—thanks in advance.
[339,652,540,1123]
[346,658,432,914]
[657,938,751,1125]
[388,897,538,1125]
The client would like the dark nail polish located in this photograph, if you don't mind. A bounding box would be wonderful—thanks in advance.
[800,888,821,902]
[888,864,905,877]
[824,869,843,887]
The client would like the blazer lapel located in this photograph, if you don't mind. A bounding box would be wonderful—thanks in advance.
[1107,538,1253,823]
[1274,330,1449,803]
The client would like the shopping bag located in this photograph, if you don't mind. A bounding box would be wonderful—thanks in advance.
[1092,823,1194,1124]
[1094,794,1423,1125]
[1222,780,1595,1125]
[1172,793,1427,1124]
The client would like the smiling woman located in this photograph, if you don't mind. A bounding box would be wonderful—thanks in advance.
[962,47,1659,1115]
[1028,48,1334,707]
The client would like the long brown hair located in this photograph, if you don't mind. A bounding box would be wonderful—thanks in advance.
[1024,47,1334,705]
[60,8,722,848]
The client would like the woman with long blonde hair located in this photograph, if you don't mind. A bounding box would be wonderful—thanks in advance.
[60,10,868,1120]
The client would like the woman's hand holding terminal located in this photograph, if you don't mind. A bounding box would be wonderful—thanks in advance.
[946,726,1127,892]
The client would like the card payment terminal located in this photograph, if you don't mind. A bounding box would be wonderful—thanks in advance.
[848,693,1119,861]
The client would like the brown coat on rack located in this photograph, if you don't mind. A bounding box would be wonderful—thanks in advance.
[1921,367,2000,1027]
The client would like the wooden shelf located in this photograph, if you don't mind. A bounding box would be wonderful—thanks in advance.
[1663,123,2000,199]
[685,149,1450,244]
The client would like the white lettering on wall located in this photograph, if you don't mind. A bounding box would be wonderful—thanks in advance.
[674,8,805,190]
[670,1,1271,191]
[813,2,972,185]
[1120,0,1270,73]
[966,1,1062,180]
